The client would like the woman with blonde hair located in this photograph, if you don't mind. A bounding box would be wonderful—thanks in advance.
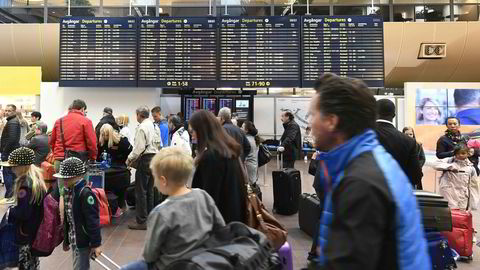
[116,115,133,145]
[97,124,133,217]
[0,147,47,269]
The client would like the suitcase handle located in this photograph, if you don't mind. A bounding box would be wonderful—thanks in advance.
[92,253,121,269]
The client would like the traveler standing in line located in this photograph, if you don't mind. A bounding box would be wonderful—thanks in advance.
[190,110,247,223]
[308,73,430,270]
[98,124,132,217]
[26,122,51,167]
[95,107,120,142]
[241,120,260,185]
[0,147,47,270]
[126,106,159,230]
[376,99,423,189]
[403,127,426,168]
[17,111,30,146]
[168,115,192,156]
[49,99,98,223]
[217,107,251,162]
[279,111,302,168]
[151,106,169,147]
[0,104,21,204]
[25,111,42,141]
[116,115,133,145]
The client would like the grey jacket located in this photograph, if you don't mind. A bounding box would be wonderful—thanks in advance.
[27,134,51,166]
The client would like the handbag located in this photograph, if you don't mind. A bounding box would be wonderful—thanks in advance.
[239,158,287,250]
[0,211,19,269]
[45,151,56,164]
[257,143,272,167]
[60,118,88,162]
[308,159,318,176]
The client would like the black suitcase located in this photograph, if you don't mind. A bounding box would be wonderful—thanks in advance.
[298,193,321,238]
[414,191,452,232]
[272,153,301,215]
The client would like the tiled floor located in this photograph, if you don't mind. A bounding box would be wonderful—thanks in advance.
[0,160,479,269]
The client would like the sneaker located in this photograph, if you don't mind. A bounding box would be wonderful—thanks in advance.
[128,222,147,230]
[112,208,124,218]
[0,198,15,205]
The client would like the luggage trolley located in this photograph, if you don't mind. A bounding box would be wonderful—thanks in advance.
[87,163,105,189]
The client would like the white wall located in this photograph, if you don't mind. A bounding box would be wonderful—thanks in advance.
[40,82,161,133]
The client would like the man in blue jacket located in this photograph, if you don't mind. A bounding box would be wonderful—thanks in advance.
[151,106,169,147]
[309,73,431,270]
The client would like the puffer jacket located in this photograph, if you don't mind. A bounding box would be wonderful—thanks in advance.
[0,115,21,160]
[433,157,479,210]
[49,110,98,161]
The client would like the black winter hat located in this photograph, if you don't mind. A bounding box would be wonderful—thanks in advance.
[53,157,86,179]
[0,147,35,167]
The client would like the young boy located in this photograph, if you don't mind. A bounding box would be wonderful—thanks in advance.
[53,157,102,270]
[120,147,225,270]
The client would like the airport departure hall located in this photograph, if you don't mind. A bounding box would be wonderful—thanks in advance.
[0,0,480,269]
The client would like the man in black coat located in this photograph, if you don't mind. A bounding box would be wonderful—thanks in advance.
[95,107,120,141]
[375,99,423,188]
[27,122,51,166]
[218,107,251,162]
[280,111,302,168]
[0,104,21,203]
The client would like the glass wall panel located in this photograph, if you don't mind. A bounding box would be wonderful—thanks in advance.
[222,0,270,5]
[454,0,478,3]
[47,7,100,21]
[333,0,389,5]
[103,0,129,6]
[2,7,43,22]
[453,4,479,20]
[393,5,415,21]
[159,6,208,15]
[333,5,367,15]
[415,5,449,21]
[49,0,100,7]
[8,0,44,7]
[394,0,449,3]
[368,5,390,20]
[219,6,269,15]
[274,0,330,4]
[158,0,209,6]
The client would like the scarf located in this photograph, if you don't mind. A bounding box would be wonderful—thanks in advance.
[445,129,464,144]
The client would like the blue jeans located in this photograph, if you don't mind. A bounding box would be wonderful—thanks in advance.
[72,246,91,270]
[120,260,148,270]
[2,167,15,199]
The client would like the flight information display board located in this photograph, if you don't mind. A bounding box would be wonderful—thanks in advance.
[302,16,384,88]
[138,17,218,88]
[59,17,137,87]
[219,16,301,88]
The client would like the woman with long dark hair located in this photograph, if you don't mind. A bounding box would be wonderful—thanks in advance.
[189,110,247,223]
[242,121,260,185]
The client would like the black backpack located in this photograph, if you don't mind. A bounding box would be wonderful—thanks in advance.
[258,144,272,168]
[165,222,282,270]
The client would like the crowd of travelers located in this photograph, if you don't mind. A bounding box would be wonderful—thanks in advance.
[0,73,478,270]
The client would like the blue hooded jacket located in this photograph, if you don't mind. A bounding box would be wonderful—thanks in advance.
[316,129,431,270]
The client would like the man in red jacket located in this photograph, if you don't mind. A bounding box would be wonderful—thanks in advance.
[49,99,98,223]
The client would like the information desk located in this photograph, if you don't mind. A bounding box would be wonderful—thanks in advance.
[138,17,218,88]
[59,17,137,87]
[302,16,384,88]
[219,16,301,88]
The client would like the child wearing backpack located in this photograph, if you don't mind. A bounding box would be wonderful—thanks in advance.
[53,157,102,270]
[120,147,225,270]
[1,147,47,269]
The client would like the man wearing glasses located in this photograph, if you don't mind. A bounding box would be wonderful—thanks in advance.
[0,104,21,204]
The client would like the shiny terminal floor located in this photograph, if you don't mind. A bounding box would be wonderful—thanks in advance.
[1,160,479,270]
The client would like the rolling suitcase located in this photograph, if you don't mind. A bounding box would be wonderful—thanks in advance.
[298,193,321,238]
[426,232,457,270]
[272,152,301,215]
[442,209,474,259]
[414,191,452,232]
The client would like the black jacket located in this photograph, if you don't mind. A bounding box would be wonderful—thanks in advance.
[223,121,251,162]
[192,149,247,224]
[8,177,44,245]
[96,137,132,167]
[0,115,21,160]
[95,114,120,142]
[64,180,101,249]
[375,121,423,187]
[280,120,302,162]
[27,134,51,166]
